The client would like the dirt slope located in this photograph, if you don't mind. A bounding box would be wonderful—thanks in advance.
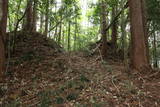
[0,32,160,107]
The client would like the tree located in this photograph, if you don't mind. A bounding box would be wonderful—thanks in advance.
[32,0,38,31]
[39,13,44,33]
[111,5,118,49]
[0,0,8,80]
[120,0,128,61]
[44,0,49,36]
[141,0,150,64]
[100,0,107,60]
[153,31,158,68]
[24,0,33,31]
[58,19,62,44]
[129,0,149,69]
[74,17,78,50]
[68,21,71,51]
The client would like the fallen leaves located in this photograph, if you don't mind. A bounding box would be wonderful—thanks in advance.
[1,32,160,106]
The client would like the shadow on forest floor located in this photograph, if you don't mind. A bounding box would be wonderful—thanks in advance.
[0,32,160,107]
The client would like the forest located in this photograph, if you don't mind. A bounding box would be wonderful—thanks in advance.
[0,0,160,106]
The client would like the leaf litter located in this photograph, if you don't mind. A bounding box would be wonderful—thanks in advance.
[0,32,160,107]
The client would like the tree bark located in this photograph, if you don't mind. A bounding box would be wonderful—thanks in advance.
[121,9,127,61]
[74,18,77,50]
[120,0,128,61]
[62,28,65,47]
[24,0,33,31]
[68,21,71,51]
[141,0,150,64]
[111,6,118,49]
[58,14,62,44]
[58,23,62,44]
[100,0,107,60]
[54,26,58,41]
[32,0,37,31]
[40,14,44,33]
[44,0,49,36]
[129,0,149,69]
[153,31,158,68]
[0,0,8,80]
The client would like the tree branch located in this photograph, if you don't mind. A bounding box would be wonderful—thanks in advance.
[105,1,128,32]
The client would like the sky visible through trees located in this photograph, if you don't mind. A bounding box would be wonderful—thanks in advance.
[80,0,98,27]
[1,0,160,106]
[53,0,98,28]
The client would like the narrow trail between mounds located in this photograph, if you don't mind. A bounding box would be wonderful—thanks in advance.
[0,32,160,107]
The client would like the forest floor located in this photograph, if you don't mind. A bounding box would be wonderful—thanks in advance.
[0,32,160,107]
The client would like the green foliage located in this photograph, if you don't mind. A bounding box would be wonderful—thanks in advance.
[8,0,27,31]
[88,2,101,25]
[7,0,160,67]
[147,0,160,28]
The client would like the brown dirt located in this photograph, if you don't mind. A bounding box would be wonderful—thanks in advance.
[0,32,160,107]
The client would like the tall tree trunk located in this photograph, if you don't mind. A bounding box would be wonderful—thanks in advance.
[62,28,65,47]
[74,18,77,50]
[120,0,127,61]
[49,19,51,38]
[106,12,109,41]
[153,31,158,68]
[32,0,37,31]
[129,0,149,69]
[100,0,107,60]
[24,0,33,31]
[121,13,126,60]
[68,21,71,51]
[111,6,118,49]
[58,23,62,44]
[141,0,150,64]
[58,14,62,44]
[54,26,58,41]
[44,0,49,36]
[40,13,44,33]
[0,0,8,80]
[22,18,25,30]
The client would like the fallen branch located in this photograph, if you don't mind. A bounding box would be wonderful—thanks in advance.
[90,43,101,55]
[111,76,120,95]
